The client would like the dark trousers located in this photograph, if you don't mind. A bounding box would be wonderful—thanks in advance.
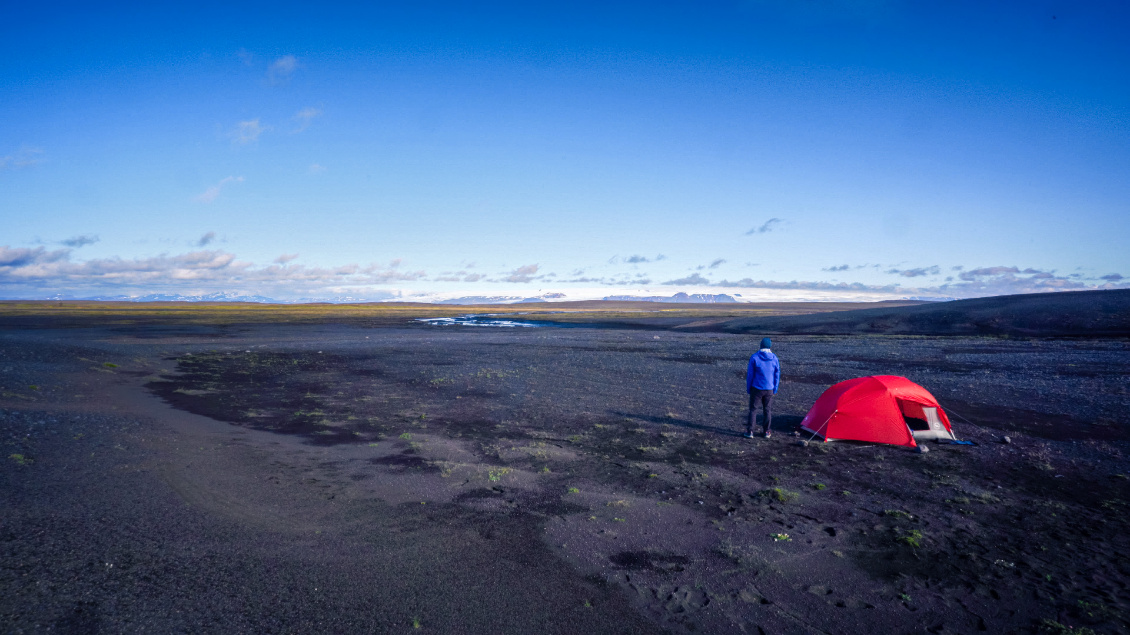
[747,389,773,434]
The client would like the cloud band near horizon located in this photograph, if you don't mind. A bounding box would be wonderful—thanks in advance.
[0,245,1124,302]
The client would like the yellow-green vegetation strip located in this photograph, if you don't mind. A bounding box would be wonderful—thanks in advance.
[898,529,924,548]
[0,299,925,327]
[759,487,799,503]
[487,467,511,482]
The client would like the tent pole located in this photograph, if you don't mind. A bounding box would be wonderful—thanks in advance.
[802,410,834,443]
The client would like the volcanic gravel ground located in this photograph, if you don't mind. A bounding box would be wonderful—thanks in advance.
[2,324,1129,634]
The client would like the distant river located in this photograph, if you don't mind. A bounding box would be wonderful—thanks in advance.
[416,315,600,328]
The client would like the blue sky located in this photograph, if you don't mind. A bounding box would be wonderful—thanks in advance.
[2,1,1128,301]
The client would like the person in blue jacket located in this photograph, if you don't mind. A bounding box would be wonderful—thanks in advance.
[745,337,780,438]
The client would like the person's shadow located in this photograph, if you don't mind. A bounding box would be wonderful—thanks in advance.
[609,410,804,438]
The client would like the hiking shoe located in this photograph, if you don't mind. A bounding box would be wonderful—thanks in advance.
[764,431,772,439]
[742,432,754,439]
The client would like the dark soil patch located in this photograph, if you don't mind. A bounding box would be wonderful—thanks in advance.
[610,551,689,573]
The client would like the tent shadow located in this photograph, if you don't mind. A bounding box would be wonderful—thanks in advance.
[765,414,804,434]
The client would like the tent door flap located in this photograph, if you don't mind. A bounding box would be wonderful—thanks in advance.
[909,406,954,440]
[899,400,954,440]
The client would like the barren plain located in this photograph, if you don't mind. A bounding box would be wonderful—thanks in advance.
[2,295,1129,634]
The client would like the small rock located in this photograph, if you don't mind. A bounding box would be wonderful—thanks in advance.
[916,444,930,454]
[797,440,809,447]
[1002,436,1012,444]
[697,500,704,505]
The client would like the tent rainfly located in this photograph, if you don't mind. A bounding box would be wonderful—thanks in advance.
[799,375,955,448]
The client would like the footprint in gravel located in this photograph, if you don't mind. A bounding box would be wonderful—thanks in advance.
[662,586,710,614]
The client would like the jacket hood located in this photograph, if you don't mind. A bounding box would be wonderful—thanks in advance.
[756,349,775,360]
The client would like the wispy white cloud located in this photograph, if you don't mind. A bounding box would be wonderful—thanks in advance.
[662,273,712,286]
[268,55,298,83]
[958,266,1024,280]
[887,265,940,278]
[694,259,726,270]
[0,246,69,268]
[745,218,782,235]
[197,231,217,247]
[231,119,267,145]
[236,48,256,66]
[292,106,322,132]
[502,264,539,283]
[274,253,299,264]
[432,268,487,283]
[0,146,45,171]
[61,234,99,248]
[308,163,327,174]
[611,254,665,265]
[196,176,244,203]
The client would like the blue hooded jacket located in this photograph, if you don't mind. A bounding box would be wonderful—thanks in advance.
[747,349,780,393]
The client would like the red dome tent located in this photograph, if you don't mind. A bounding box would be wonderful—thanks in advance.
[799,376,954,448]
